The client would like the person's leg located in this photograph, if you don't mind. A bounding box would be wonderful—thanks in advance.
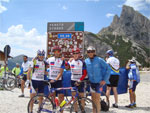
[38,81,45,109]
[125,89,134,108]
[133,92,136,103]
[106,86,111,103]
[91,93,100,113]
[29,81,37,112]
[132,81,138,107]
[112,75,119,107]
[72,91,78,112]
[19,79,25,97]
[112,87,118,105]
[129,89,133,104]
[38,93,43,109]
[79,92,85,109]
[30,93,36,112]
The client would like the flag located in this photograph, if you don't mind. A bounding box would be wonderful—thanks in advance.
[50,62,54,65]
[35,65,39,68]
[71,65,75,68]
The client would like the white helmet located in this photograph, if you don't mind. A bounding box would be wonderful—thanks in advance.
[87,46,96,51]
[16,63,20,66]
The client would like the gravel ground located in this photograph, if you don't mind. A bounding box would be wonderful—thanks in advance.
[0,72,150,113]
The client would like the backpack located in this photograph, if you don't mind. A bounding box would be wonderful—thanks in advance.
[100,91,109,111]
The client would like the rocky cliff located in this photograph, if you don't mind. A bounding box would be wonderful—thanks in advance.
[84,5,150,67]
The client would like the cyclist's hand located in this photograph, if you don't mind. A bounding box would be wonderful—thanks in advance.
[61,57,65,60]
[25,80,30,88]
[50,80,56,83]
[100,80,106,86]
[69,58,74,62]
[75,81,80,86]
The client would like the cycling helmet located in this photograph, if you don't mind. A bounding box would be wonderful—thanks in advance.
[53,46,61,52]
[16,63,20,66]
[129,59,136,63]
[106,50,114,56]
[37,50,45,56]
[87,46,96,51]
[72,48,80,53]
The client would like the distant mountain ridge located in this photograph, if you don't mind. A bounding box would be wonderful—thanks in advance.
[8,55,33,70]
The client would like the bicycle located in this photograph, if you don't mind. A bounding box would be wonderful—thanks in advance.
[27,81,98,113]
[0,72,17,91]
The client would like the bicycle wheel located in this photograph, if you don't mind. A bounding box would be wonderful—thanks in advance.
[5,77,16,91]
[0,78,3,89]
[27,95,54,113]
[70,97,97,113]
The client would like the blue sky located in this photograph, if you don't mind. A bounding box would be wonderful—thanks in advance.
[0,0,150,57]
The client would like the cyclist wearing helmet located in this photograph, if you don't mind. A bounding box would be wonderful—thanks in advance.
[46,46,65,104]
[68,48,87,112]
[27,50,48,113]
[85,46,110,113]
[125,59,140,108]
[18,55,30,97]
[105,49,120,108]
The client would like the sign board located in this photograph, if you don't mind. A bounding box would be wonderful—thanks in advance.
[4,45,11,58]
[47,22,84,59]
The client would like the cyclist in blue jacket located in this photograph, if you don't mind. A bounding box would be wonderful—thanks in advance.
[85,46,110,113]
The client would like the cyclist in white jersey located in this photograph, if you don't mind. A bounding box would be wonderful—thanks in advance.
[106,50,120,108]
[18,55,30,97]
[68,48,87,112]
[27,50,48,113]
[46,46,65,105]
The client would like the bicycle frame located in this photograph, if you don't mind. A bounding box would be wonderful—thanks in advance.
[41,86,81,113]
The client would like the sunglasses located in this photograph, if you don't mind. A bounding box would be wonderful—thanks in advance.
[87,50,95,53]
[73,52,79,55]
[38,54,44,56]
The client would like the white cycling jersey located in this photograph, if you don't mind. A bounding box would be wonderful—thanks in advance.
[30,60,45,81]
[69,59,83,81]
[107,56,120,75]
[47,57,64,80]
[22,61,30,73]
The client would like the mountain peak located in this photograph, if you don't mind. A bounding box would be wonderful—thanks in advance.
[99,5,150,48]
[97,5,150,67]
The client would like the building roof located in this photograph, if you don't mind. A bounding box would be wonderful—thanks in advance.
[0,50,12,58]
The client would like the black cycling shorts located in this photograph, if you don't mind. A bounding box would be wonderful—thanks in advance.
[107,75,119,87]
[22,74,27,82]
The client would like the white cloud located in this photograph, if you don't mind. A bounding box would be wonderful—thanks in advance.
[146,0,150,4]
[124,0,150,11]
[0,0,10,13]
[0,3,7,13]
[106,13,115,18]
[117,4,122,8]
[62,5,68,10]
[0,25,47,57]
[1,0,10,3]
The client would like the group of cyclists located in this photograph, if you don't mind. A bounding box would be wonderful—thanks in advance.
[2,45,140,113]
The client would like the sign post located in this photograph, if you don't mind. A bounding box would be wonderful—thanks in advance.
[3,45,11,78]
[47,22,84,59]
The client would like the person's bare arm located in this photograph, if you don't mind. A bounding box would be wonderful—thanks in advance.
[56,68,64,81]
[27,67,32,80]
